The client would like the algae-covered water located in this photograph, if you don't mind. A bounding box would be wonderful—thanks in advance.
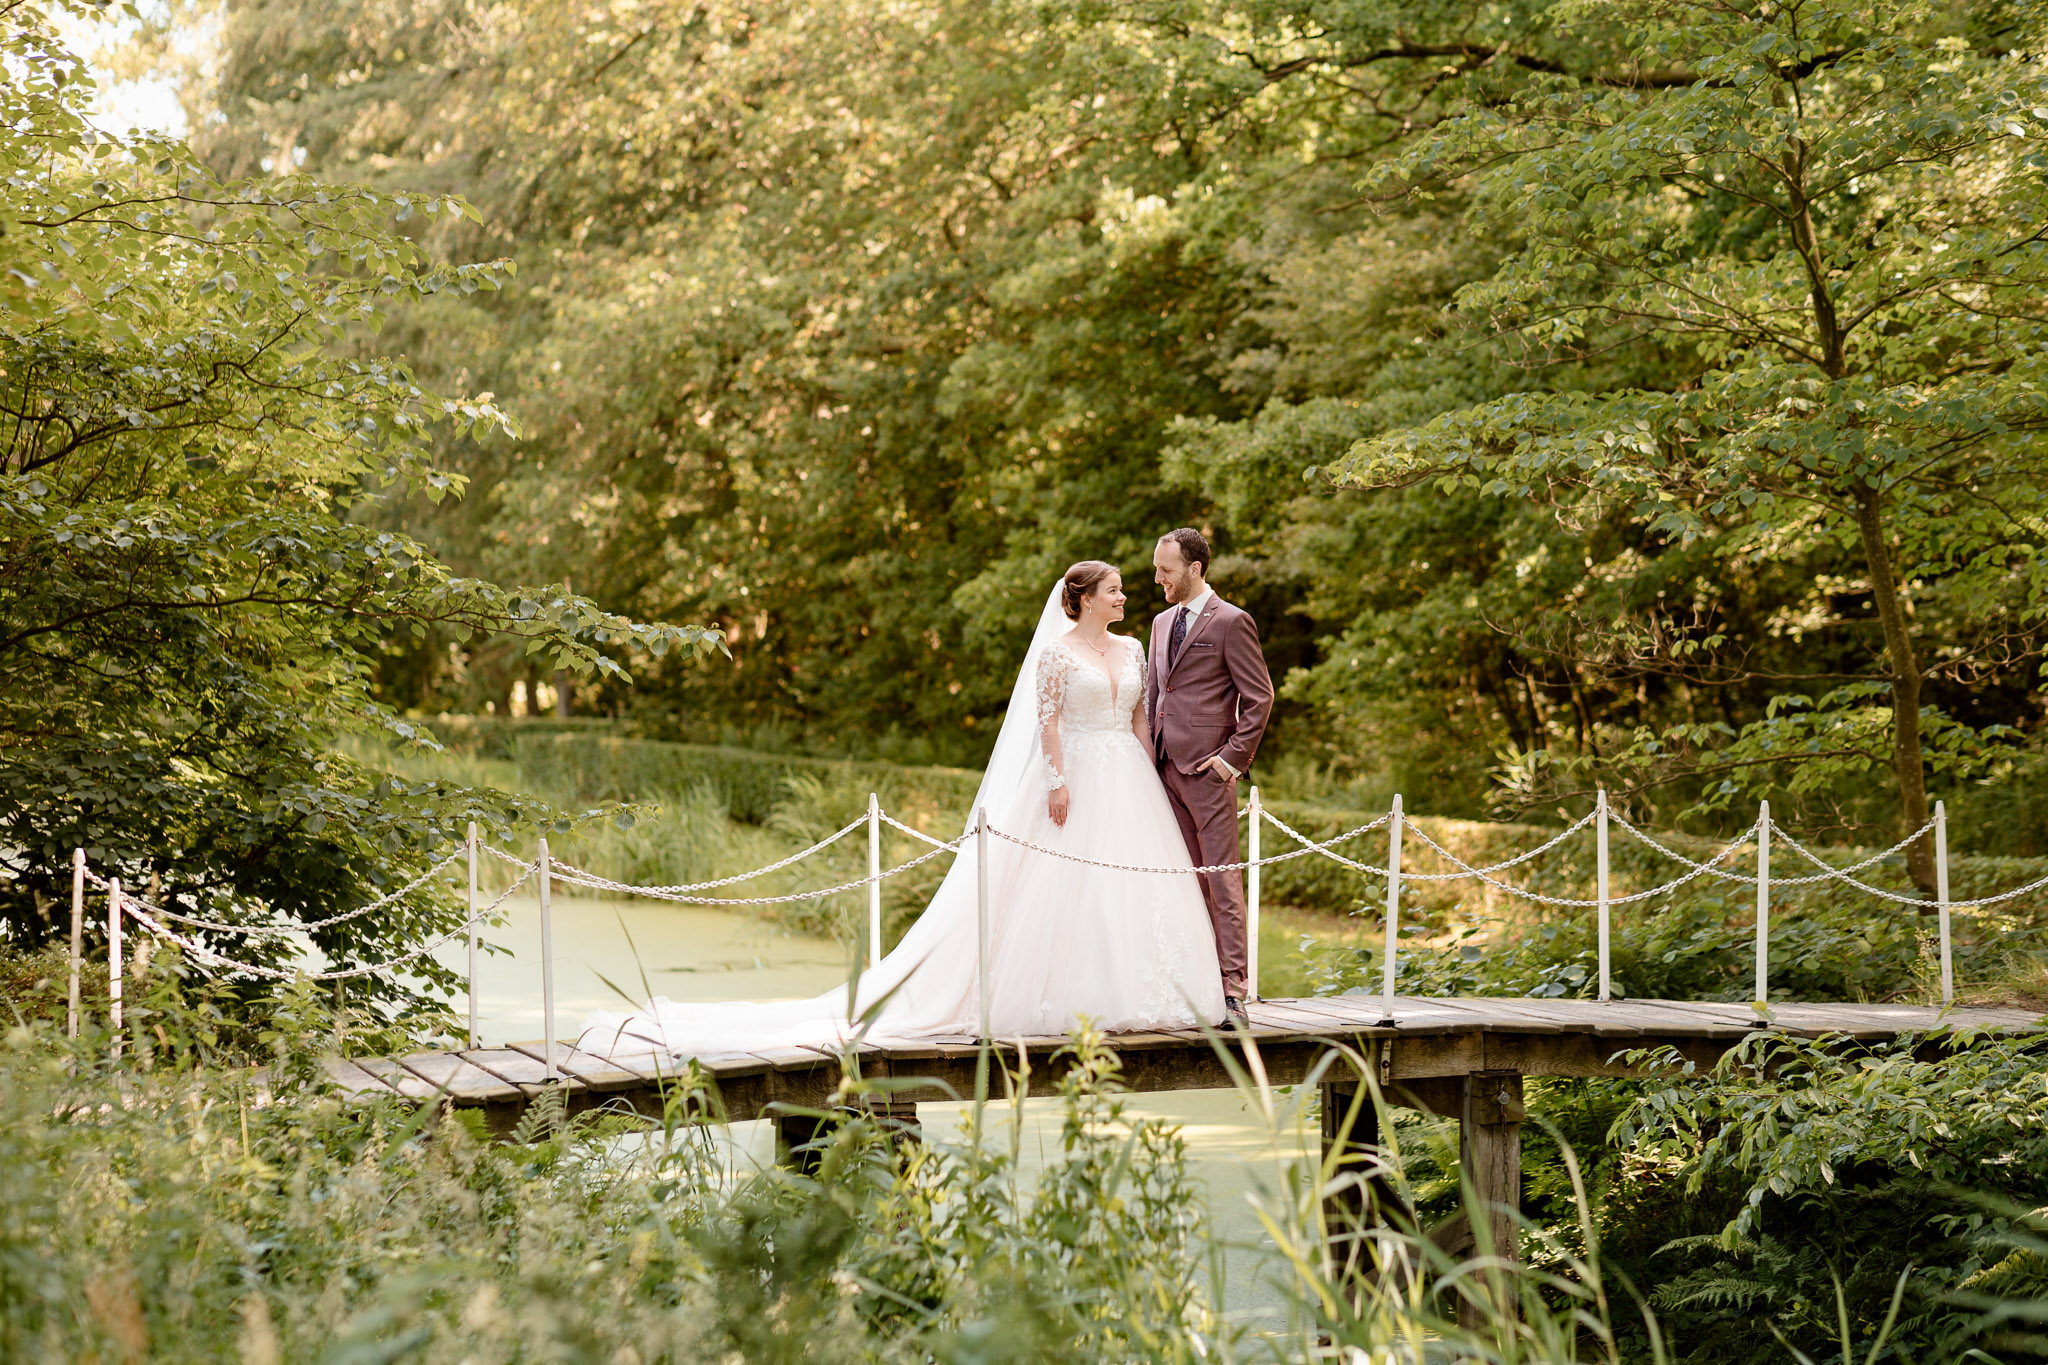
[433,894,1324,1331]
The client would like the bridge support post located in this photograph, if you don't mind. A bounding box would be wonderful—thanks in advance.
[1318,1082,1382,1279]
[1458,1070,1524,1331]
[773,1095,923,1174]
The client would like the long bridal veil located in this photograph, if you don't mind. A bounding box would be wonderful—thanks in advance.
[579,582,1072,1057]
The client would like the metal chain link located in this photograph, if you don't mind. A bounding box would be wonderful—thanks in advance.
[510,814,870,896]
[113,862,539,982]
[1948,872,2048,910]
[884,805,1248,849]
[1607,811,1761,886]
[1771,827,2048,908]
[84,792,2048,985]
[81,850,467,937]
[1396,809,1600,882]
[880,812,962,849]
[989,810,1393,876]
[542,834,968,906]
[1399,818,1759,907]
[1257,808,1393,876]
[1773,819,1939,887]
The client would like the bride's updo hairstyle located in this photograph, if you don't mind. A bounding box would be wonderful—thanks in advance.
[1061,560,1117,620]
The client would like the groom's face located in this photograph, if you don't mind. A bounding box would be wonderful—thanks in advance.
[1153,540,1200,605]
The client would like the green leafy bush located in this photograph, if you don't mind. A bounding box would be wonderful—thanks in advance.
[0,5,719,1010]
[1607,1031,2048,1362]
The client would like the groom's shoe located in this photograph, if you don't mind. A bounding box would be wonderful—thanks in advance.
[1223,995,1250,1028]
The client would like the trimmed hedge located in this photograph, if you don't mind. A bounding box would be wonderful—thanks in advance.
[422,720,2048,927]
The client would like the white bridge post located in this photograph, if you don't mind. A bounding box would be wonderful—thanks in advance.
[1935,801,1952,1006]
[1381,794,1403,1014]
[108,877,124,1058]
[1596,790,1611,1002]
[538,835,557,1081]
[69,848,85,1039]
[1247,786,1262,1003]
[868,793,883,970]
[466,821,481,1049]
[975,806,991,1041]
[1754,801,1771,1006]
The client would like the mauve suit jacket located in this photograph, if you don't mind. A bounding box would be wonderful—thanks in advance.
[1146,595,1275,777]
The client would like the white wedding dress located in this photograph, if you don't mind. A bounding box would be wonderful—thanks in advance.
[578,583,1225,1060]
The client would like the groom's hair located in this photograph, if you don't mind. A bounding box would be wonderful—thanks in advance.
[1158,527,1211,575]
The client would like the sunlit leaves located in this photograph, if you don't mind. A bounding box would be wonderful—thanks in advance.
[0,2,723,1009]
[1324,0,2048,826]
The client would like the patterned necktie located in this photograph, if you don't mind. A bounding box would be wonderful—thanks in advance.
[1168,603,1190,669]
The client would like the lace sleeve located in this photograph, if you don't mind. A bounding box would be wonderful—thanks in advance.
[1035,644,1069,726]
[1036,644,1069,791]
[1131,636,1149,730]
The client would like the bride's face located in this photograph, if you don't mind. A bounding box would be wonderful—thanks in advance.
[1085,573,1127,624]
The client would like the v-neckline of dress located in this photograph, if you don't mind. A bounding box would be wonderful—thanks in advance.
[1061,635,1125,711]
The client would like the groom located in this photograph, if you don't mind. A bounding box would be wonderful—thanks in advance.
[1147,528,1274,1026]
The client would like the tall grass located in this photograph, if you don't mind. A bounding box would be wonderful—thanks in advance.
[9,939,2044,1362]
[0,962,1665,1365]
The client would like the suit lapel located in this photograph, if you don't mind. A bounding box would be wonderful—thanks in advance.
[1164,596,1223,679]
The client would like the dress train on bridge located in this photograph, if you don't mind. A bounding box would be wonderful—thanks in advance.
[577,585,1224,1062]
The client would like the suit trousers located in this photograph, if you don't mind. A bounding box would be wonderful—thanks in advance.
[1158,758,1247,998]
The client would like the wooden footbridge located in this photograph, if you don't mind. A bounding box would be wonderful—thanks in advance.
[325,996,2041,1133]
[326,994,2041,1256]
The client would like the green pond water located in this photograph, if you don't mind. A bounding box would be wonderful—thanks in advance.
[432,894,1327,1333]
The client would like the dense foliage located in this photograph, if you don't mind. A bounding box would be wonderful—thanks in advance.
[1331,0,2048,887]
[0,1,720,996]
[167,0,2048,855]
[6,942,2045,1363]
[1608,1030,2048,1360]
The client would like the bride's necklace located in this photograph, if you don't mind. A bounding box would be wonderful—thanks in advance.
[1076,631,1111,657]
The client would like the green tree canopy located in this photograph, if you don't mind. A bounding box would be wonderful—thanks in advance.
[167,0,2048,853]
[1329,0,2048,882]
[0,0,721,1000]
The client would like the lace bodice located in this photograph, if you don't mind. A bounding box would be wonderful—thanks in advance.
[1037,637,1146,743]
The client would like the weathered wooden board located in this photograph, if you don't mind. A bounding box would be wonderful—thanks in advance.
[505,1043,641,1093]
[395,1051,522,1104]
[357,1056,447,1101]
[322,1057,399,1100]
[457,1047,564,1096]
[325,997,2042,1133]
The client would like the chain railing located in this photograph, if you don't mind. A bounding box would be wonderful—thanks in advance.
[65,784,2011,1062]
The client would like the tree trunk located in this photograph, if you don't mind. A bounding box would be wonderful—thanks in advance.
[1849,485,1937,896]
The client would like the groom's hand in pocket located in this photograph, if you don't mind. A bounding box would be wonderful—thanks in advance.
[1195,755,1238,784]
[1048,786,1070,827]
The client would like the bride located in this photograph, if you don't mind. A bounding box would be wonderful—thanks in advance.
[578,561,1226,1059]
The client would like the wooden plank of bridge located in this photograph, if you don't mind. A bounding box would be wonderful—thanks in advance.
[507,1041,645,1094]
[1252,995,1379,1030]
[321,1057,399,1101]
[458,1047,567,1099]
[1770,1002,2037,1038]
[356,1056,446,1101]
[332,999,2044,1134]
[395,1051,522,1105]
[1635,999,1767,1023]
[1408,997,1576,1034]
